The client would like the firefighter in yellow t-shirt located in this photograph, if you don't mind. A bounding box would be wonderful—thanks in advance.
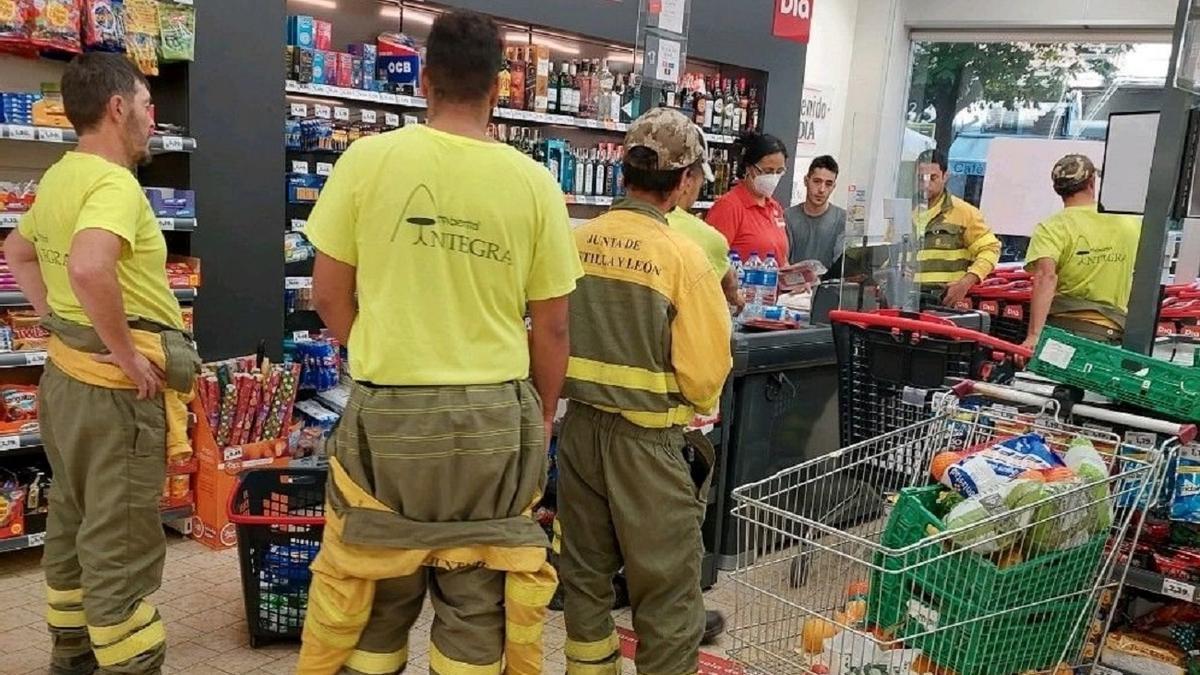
[1022,154,1141,348]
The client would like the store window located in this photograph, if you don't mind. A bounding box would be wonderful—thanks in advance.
[899,39,1170,260]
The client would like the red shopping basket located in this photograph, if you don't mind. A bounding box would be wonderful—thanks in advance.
[1160,297,1200,338]
[952,277,1033,344]
[830,309,1031,447]
[227,468,326,647]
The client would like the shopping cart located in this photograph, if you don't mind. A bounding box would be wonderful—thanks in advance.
[727,381,1195,675]
[831,309,1029,447]
[227,467,326,647]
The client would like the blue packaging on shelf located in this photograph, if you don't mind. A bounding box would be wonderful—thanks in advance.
[287,15,315,48]
[144,188,196,218]
[311,51,327,85]
[287,173,325,204]
[376,33,419,87]
[348,42,377,90]
[350,56,364,90]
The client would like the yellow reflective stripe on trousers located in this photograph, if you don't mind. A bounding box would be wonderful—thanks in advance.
[506,619,544,645]
[564,632,621,662]
[429,644,502,675]
[46,585,83,605]
[589,403,694,429]
[88,601,157,646]
[567,357,680,394]
[46,607,87,628]
[345,646,409,674]
[93,619,166,667]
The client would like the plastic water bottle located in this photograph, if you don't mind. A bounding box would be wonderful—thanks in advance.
[761,253,779,306]
[730,252,744,288]
[744,252,763,319]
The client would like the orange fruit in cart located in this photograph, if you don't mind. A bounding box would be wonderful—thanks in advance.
[799,617,839,654]
[844,600,867,623]
[930,451,964,481]
[846,580,869,598]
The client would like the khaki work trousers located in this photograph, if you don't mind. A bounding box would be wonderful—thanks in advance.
[39,363,169,675]
[557,403,713,675]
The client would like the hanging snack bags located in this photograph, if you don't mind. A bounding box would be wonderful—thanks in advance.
[29,0,82,54]
[0,0,35,57]
[83,0,124,52]
[122,0,156,74]
[155,0,192,62]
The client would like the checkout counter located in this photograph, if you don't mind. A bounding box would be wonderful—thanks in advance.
[701,323,841,581]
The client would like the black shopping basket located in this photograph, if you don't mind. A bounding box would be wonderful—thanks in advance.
[831,309,1030,448]
[227,467,326,647]
[958,277,1032,344]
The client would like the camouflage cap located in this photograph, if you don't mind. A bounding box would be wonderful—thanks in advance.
[1051,154,1097,191]
[625,107,707,172]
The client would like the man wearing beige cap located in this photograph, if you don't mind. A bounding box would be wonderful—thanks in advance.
[1022,154,1142,348]
[558,106,732,674]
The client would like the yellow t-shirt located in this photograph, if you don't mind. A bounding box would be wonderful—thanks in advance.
[667,207,730,277]
[1025,204,1141,328]
[306,125,583,386]
[18,152,183,329]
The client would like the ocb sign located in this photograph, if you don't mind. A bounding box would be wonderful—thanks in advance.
[773,0,813,43]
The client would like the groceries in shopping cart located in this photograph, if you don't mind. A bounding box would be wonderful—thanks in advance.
[728,381,1190,675]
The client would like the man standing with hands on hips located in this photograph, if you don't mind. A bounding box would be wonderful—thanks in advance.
[913,149,1001,307]
[6,52,200,674]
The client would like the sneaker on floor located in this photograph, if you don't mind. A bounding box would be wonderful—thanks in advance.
[702,609,726,645]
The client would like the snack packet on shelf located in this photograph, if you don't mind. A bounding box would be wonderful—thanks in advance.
[29,0,82,53]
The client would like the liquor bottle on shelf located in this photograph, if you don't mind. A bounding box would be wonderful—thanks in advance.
[547,61,560,115]
[594,144,609,196]
[591,59,603,119]
[737,78,750,132]
[704,78,717,132]
[562,144,577,193]
[510,48,527,110]
[577,61,592,119]
[693,84,707,130]
[723,79,737,135]
[598,60,615,122]
[747,85,761,133]
[526,47,539,114]
[710,78,724,134]
[610,145,624,197]
[567,61,581,117]
[610,72,625,122]
[582,149,596,196]
[498,58,512,109]
[680,83,694,121]
[573,148,587,195]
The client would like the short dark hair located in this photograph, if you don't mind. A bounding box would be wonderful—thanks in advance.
[61,53,150,134]
[917,149,948,173]
[1053,177,1092,198]
[735,131,788,178]
[425,11,503,103]
[808,155,839,176]
[622,148,698,198]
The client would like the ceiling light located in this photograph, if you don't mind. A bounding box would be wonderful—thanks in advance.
[606,52,636,64]
[505,32,581,55]
[293,0,337,9]
[379,4,436,25]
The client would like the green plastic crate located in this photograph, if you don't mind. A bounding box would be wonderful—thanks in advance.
[1028,326,1200,422]
[866,486,1104,675]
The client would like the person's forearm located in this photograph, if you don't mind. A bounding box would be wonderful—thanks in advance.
[530,324,569,423]
[71,269,136,360]
[720,269,739,306]
[8,259,48,316]
[314,295,356,345]
[1027,270,1057,339]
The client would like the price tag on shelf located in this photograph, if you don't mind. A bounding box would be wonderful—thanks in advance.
[603,120,616,131]
[403,114,420,126]
[291,160,310,174]
[8,126,35,141]
[360,109,377,124]
[157,218,175,231]
[27,532,45,547]
[385,113,400,128]
[24,352,47,366]
[285,277,314,290]
[314,104,332,119]
[174,0,194,5]
[0,213,20,228]
[37,127,64,142]
[334,107,351,121]
[293,331,312,342]
[290,102,308,117]
[315,162,334,177]
[160,136,185,152]
[1163,577,1196,601]
[291,219,307,232]
[0,435,20,451]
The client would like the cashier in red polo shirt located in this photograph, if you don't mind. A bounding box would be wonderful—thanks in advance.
[706,131,790,263]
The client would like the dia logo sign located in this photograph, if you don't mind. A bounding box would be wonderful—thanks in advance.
[773,0,814,43]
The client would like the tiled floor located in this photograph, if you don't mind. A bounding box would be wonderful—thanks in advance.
[0,533,739,674]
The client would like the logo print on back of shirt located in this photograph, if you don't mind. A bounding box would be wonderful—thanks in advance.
[392,184,438,241]
[392,183,514,265]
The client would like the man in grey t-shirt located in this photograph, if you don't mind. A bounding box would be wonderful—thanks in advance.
[785,155,847,269]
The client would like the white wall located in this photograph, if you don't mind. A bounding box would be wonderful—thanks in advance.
[822,0,1179,235]
[789,0,860,206]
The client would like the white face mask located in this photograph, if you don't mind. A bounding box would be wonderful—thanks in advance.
[752,171,783,197]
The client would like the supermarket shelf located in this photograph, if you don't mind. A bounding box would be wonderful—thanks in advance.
[0,432,42,454]
[0,214,194,232]
[285,80,738,145]
[563,196,716,210]
[1122,564,1199,603]
[0,288,197,307]
[0,351,46,369]
[0,124,196,153]
[0,505,194,555]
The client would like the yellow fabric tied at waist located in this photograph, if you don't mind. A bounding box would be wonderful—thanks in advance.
[47,332,194,462]
[299,457,558,675]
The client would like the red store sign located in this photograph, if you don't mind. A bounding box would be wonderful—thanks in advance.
[773,0,813,44]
